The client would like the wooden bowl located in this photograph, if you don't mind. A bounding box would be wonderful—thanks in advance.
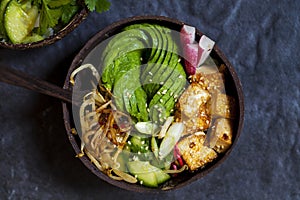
[62,16,244,193]
[0,5,88,50]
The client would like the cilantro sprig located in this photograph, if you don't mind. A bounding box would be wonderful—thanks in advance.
[85,0,111,13]
[36,0,110,36]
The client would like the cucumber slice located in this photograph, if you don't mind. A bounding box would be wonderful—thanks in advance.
[154,168,171,184]
[4,0,38,44]
[21,33,44,44]
[127,160,170,187]
[0,0,10,38]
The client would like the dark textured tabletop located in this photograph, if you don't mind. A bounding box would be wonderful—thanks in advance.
[0,0,299,199]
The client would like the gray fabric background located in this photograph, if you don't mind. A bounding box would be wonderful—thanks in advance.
[0,0,299,199]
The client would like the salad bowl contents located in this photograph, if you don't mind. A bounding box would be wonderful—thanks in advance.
[63,16,244,192]
[0,0,110,49]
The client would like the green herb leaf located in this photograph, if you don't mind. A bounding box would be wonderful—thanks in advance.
[48,0,72,8]
[85,0,110,12]
[38,0,62,35]
[95,0,110,13]
[61,4,79,24]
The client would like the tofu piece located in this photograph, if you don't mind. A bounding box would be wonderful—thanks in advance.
[203,72,225,94]
[179,82,210,118]
[191,70,225,94]
[180,107,211,134]
[177,83,211,134]
[177,133,218,171]
[211,93,236,119]
[211,118,233,153]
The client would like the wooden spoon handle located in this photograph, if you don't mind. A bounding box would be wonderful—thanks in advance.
[0,66,73,104]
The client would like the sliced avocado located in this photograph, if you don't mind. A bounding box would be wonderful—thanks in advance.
[140,25,163,82]
[124,24,159,60]
[4,0,38,44]
[143,26,170,97]
[148,28,175,93]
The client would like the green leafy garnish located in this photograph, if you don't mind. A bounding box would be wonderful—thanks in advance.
[38,0,63,35]
[1,0,111,44]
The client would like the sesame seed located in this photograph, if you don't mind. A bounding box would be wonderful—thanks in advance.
[128,141,132,145]
[178,58,181,62]
[149,79,152,82]
[145,146,149,150]
[140,180,143,185]
[160,81,164,85]
[148,71,153,75]
[159,99,163,103]
[138,151,141,155]
[179,75,183,79]
[147,108,150,112]
[157,91,161,95]
[141,141,145,145]
[135,175,138,178]
[162,89,167,94]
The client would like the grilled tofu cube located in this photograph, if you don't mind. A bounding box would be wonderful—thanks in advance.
[202,72,225,94]
[178,82,210,118]
[177,82,211,134]
[211,93,236,119]
[191,70,225,94]
[177,133,217,171]
[211,118,233,153]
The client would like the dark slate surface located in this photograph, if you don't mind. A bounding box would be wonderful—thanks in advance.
[0,0,299,199]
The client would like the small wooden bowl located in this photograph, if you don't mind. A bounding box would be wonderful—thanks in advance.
[62,16,244,193]
[0,5,88,50]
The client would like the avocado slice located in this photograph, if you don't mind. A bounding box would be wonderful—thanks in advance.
[140,25,163,82]
[147,28,175,94]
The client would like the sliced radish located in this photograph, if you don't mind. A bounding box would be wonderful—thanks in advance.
[197,35,215,67]
[180,25,198,75]
[180,25,196,44]
[184,43,199,75]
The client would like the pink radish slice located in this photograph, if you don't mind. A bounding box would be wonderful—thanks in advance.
[180,25,198,75]
[184,43,199,75]
[197,35,215,67]
[180,25,196,44]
